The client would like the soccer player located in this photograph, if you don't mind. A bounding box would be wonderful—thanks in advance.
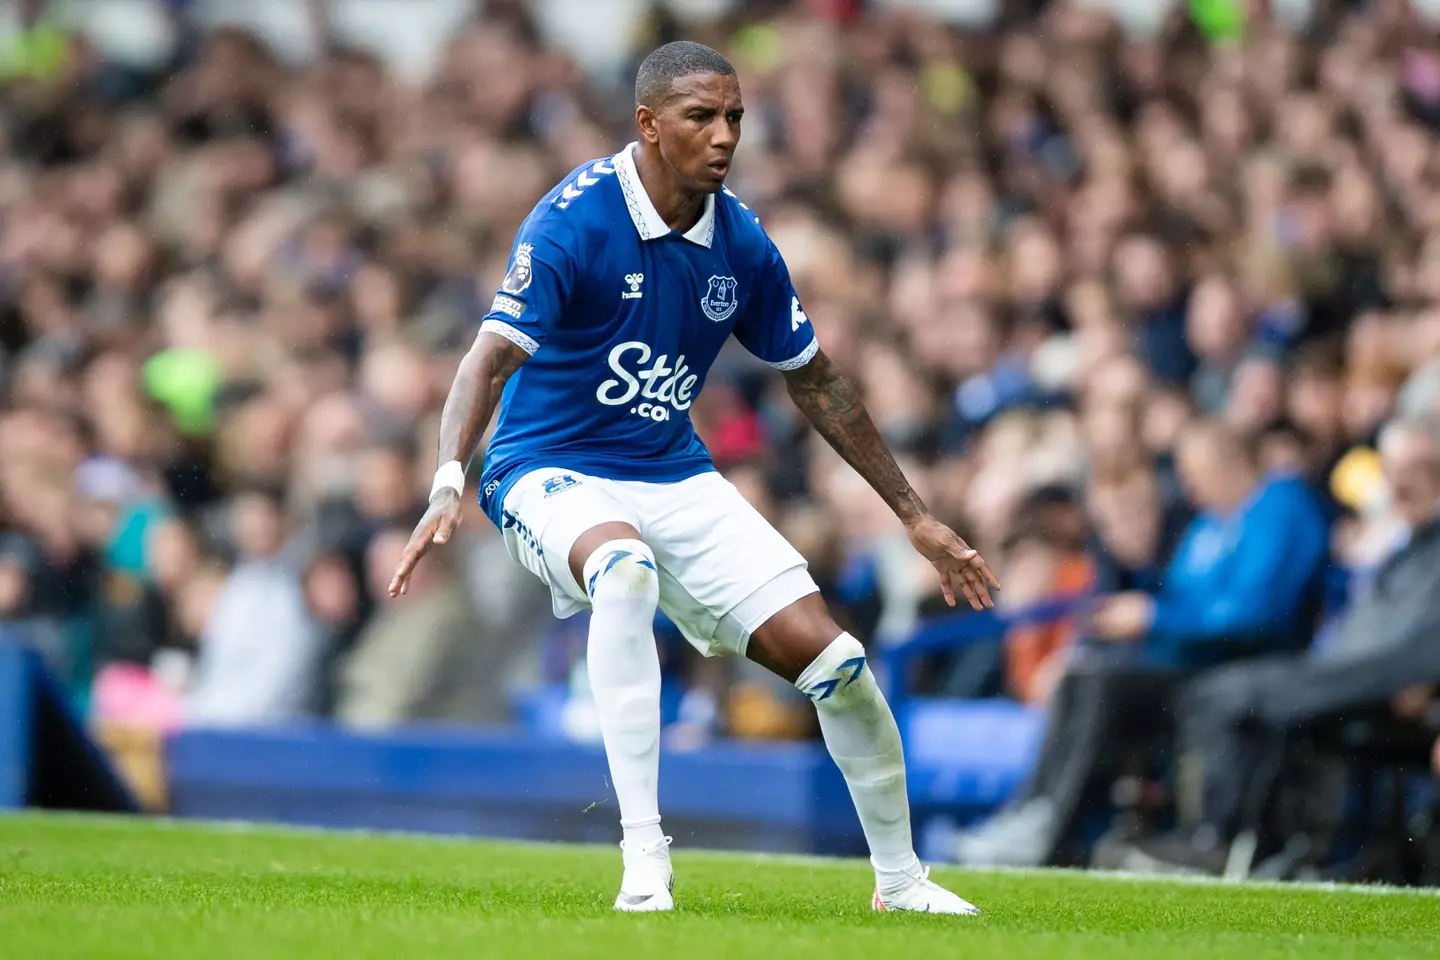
[389,41,999,915]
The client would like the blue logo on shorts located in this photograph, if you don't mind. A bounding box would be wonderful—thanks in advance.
[543,475,580,497]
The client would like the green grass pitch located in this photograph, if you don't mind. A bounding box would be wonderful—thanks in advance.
[1,814,1437,959]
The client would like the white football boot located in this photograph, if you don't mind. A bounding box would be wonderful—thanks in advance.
[872,863,982,915]
[614,835,674,912]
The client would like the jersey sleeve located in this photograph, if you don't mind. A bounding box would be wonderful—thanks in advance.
[479,213,577,355]
[732,238,819,371]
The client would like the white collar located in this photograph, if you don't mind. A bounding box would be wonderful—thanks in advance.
[612,142,715,248]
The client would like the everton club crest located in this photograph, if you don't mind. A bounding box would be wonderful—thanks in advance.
[501,242,534,295]
[701,275,739,322]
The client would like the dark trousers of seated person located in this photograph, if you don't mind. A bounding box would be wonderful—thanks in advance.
[1014,649,1184,864]
[1178,646,1440,843]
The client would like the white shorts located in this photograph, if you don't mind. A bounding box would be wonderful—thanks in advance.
[498,468,819,658]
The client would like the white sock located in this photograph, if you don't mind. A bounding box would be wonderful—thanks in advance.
[583,539,665,851]
[796,632,920,880]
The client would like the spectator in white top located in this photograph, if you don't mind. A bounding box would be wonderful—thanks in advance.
[185,485,321,726]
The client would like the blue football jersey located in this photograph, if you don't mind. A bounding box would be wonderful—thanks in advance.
[476,143,818,527]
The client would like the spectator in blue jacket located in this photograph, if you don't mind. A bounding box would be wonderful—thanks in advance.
[1087,420,1331,667]
[954,420,1331,869]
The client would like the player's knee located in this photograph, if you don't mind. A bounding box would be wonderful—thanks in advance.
[795,632,873,706]
[583,538,659,605]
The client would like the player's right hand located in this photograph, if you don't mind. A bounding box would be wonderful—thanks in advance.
[388,489,464,598]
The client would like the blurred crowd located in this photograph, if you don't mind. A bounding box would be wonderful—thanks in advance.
[4,0,1440,867]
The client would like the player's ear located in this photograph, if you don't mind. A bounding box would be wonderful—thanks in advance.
[636,104,660,145]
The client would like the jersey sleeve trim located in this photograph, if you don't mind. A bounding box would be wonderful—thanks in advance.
[767,338,819,371]
[480,319,539,356]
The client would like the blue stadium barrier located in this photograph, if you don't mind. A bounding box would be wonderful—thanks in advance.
[167,724,868,855]
[0,641,137,814]
[0,643,28,810]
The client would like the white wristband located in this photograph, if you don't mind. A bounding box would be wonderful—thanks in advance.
[430,460,465,501]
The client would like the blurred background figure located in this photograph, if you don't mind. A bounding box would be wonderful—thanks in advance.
[184,485,320,726]
[335,525,516,728]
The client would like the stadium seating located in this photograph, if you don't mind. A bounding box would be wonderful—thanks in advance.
[899,698,1045,813]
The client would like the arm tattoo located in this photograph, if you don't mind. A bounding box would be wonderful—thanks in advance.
[783,348,928,524]
[437,332,529,471]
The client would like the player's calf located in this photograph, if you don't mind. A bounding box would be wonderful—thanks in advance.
[795,633,915,873]
[580,538,671,908]
[795,631,982,915]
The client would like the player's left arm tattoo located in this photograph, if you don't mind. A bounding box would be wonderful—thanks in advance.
[782,348,928,525]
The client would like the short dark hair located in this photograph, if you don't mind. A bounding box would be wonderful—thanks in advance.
[634,41,736,110]
[1288,336,1346,382]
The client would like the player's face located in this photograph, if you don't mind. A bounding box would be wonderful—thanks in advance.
[651,72,744,193]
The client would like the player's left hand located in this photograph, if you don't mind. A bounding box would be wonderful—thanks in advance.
[388,489,463,598]
[904,515,1000,611]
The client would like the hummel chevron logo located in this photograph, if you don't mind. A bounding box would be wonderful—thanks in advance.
[806,656,867,702]
[555,160,618,210]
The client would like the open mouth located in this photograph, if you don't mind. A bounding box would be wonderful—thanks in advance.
[707,160,730,178]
